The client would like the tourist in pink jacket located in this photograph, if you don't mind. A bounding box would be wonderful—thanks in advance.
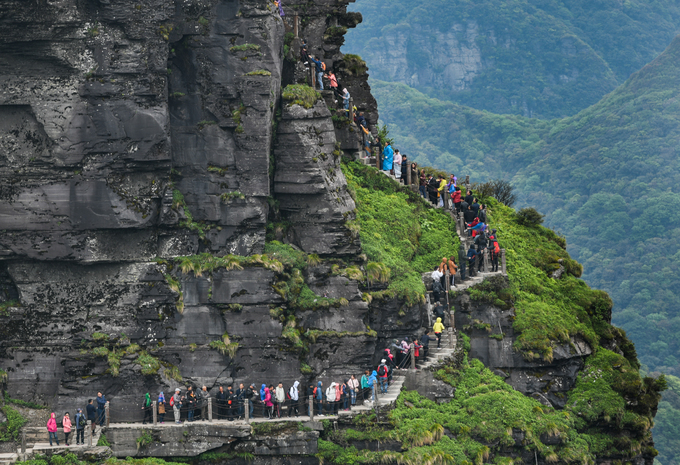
[62,412,72,446]
[47,412,59,446]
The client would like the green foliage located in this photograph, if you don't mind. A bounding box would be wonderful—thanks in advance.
[91,332,109,341]
[264,241,307,269]
[300,363,313,374]
[343,161,459,305]
[514,207,544,227]
[0,405,27,442]
[654,374,680,465]
[136,430,154,450]
[209,335,239,358]
[230,43,261,52]
[136,351,161,376]
[282,84,321,109]
[196,120,216,129]
[245,69,271,76]
[97,433,110,447]
[342,54,367,76]
[220,191,245,202]
[3,393,46,410]
[0,300,20,316]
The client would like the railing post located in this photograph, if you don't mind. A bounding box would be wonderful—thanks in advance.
[153,401,157,426]
[501,249,507,275]
[449,327,455,349]
[294,14,299,38]
[372,380,379,404]
[483,249,490,272]
[375,147,380,170]
[88,422,93,446]
[349,98,354,120]
[21,429,26,454]
[309,66,315,90]
[105,401,110,427]
[208,397,213,422]
[410,344,416,369]
[244,399,250,423]
[308,395,314,421]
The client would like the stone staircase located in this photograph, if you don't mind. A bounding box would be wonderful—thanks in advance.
[0,426,104,464]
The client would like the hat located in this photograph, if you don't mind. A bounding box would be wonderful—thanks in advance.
[381,359,386,363]
[175,388,181,392]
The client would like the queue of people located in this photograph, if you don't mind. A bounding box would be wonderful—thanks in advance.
[45,393,107,446]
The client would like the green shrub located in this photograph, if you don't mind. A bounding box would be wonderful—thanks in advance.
[282,84,321,109]
[514,207,544,226]
[0,406,27,441]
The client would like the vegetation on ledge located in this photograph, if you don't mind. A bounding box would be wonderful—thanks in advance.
[282,84,321,109]
[342,161,460,305]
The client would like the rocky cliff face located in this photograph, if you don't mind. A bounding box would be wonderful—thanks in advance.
[0,0,387,420]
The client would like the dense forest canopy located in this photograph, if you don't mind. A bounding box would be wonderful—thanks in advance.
[346,0,680,118]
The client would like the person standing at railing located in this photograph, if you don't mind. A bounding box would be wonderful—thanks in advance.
[325,382,336,415]
[348,375,359,407]
[265,385,274,419]
[368,370,378,402]
[452,187,462,213]
[199,386,210,421]
[401,155,409,183]
[74,408,86,445]
[360,371,370,402]
[275,382,285,418]
[341,88,350,112]
[216,386,227,420]
[96,392,107,427]
[172,388,182,424]
[288,381,300,417]
[393,150,402,179]
[467,244,478,278]
[246,384,256,418]
[235,384,245,419]
[419,169,427,198]
[382,141,394,172]
[47,412,59,446]
[142,392,152,424]
[378,360,389,393]
[158,392,166,424]
[315,381,324,416]
[309,55,325,90]
[86,399,96,435]
[62,412,72,446]
[186,390,197,422]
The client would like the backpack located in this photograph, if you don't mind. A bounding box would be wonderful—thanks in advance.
[432,280,443,293]
[169,396,175,407]
[378,365,386,377]
[313,387,317,396]
[493,240,500,254]
[78,414,86,428]
[321,61,326,71]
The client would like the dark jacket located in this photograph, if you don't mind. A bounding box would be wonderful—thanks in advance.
[477,209,487,223]
[86,404,96,421]
[74,413,86,430]
[420,334,436,348]
[471,203,480,215]
[467,247,478,261]
[96,395,107,409]
[464,209,477,223]
[464,195,474,205]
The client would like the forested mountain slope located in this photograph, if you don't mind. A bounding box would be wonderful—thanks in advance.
[345,0,680,118]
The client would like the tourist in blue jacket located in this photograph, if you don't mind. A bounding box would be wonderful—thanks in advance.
[382,142,394,172]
